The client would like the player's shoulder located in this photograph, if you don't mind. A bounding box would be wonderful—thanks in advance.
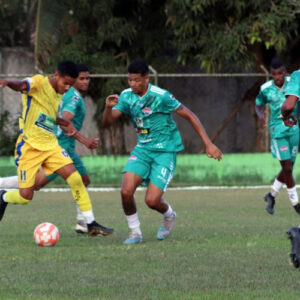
[25,74,45,84]
[149,84,168,96]
[260,80,273,91]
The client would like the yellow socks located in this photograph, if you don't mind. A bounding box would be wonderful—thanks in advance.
[66,171,92,212]
[4,190,30,204]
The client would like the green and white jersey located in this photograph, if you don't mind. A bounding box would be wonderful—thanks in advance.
[113,83,184,152]
[55,87,86,149]
[255,76,298,138]
[285,70,300,99]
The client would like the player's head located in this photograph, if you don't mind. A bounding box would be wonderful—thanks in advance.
[270,57,286,88]
[53,60,78,94]
[127,60,149,97]
[74,63,90,94]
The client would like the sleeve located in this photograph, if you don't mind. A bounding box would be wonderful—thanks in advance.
[112,92,130,115]
[25,75,43,96]
[159,91,181,113]
[285,71,300,99]
[61,92,79,116]
[255,88,266,106]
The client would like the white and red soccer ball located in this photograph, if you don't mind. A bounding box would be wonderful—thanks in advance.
[33,222,59,247]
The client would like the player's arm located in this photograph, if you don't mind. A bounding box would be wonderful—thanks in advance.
[0,79,28,92]
[59,111,99,150]
[174,104,222,160]
[255,105,266,127]
[281,95,298,126]
[102,94,122,127]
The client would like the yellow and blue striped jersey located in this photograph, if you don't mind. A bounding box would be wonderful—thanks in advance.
[20,75,62,151]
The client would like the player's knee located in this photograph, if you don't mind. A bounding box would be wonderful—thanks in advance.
[121,186,134,200]
[145,196,160,209]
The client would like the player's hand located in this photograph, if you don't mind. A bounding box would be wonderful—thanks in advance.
[105,94,119,108]
[206,143,222,161]
[84,137,99,150]
[0,79,8,88]
[56,117,76,136]
[283,115,297,127]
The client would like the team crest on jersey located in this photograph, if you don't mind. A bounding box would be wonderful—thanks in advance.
[61,150,70,157]
[280,146,288,152]
[142,107,152,116]
[128,155,137,161]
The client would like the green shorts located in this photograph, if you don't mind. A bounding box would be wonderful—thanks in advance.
[46,150,87,182]
[270,132,299,162]
[123,147,177,192]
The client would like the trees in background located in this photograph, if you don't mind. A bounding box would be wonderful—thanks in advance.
[1,0,300,153]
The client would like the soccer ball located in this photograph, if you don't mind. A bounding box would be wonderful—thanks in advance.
[33,222,59,247]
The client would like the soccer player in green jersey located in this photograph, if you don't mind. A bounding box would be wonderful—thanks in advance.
[0,63,100,234]
[103,60,222,244]
[255,58,300,215]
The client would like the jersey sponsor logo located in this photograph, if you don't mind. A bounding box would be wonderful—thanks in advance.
[136,128,150,134]
[34,112,55,133]
[128,155,137,161]
[280,145,288,152]
[142,107,152,116]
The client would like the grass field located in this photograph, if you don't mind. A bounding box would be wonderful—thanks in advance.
[1,188,300,299]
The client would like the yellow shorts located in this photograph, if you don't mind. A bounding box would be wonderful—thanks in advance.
[14,137,73,188]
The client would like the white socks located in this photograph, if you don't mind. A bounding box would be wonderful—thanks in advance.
[287,186,299,206]
[126,213,142,235]
[0,176,19,189]
[270,178,284,197]
[76,204,86,223]
[81,210,95,224]
[163,204,174,219]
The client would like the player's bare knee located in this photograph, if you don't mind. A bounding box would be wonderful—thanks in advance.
[145,196,160,209]
[121,186,134,200]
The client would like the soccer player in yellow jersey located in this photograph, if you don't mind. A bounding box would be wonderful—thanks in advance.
[0,60,114,237]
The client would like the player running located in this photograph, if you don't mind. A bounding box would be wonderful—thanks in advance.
[103,59,222,244]
[0,60,114,237]
[255,58,300,215]
[0,63,98,234]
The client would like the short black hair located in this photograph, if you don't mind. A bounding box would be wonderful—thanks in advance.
[270,57,285,70]
[76,63,89,73]
[57,60,78,78]
[128,60,149,76]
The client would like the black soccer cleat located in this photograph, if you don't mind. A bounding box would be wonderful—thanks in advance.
[293,203,300,215]
[0,190,7,221]
[264,192,275,215]
[87,221,114,237]
[286,227,300,268]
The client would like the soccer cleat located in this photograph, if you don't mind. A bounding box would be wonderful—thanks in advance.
[264,193,275,215]
[87,221,114,237]
[293,203,300,215]
[75,221,88,234]
[286,227,300,268]
[0,190,7,221]
[157,211,176,240]
[123,231,143,245]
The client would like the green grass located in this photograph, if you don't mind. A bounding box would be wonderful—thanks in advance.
[1,188,300,299]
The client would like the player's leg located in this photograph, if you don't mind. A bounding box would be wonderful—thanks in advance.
[0,176,19,189]
[121,171,144,244]
[54,163,114,236]
[0,142,42,220]
[147,152,177,240]
[280,159,300,214]
[70,153,90,234]
[264,170,284,214]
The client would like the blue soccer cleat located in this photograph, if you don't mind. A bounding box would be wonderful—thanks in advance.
[157,212,176,240]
